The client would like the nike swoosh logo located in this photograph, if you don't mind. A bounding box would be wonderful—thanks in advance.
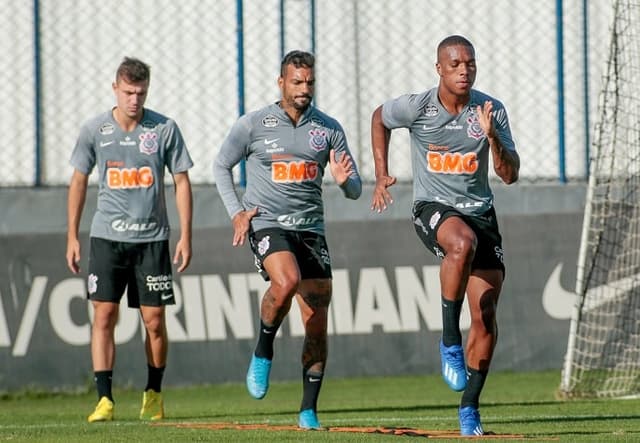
[308,377,321,382]
[264,138,279,145]
[161,293,173,301]
[100,141,114,147]
[542,263,640,319]
[262,329,273,335]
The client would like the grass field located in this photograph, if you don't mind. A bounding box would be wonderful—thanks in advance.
[1,369,639,442]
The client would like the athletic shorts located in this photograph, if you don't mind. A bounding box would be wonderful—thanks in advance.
[412,201,505,274]
[87,237,175,308]
[248,228,332,281]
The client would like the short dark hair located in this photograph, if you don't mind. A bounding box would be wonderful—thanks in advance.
[437,35,474,61]
[115,57,150,83]
[280,50,315,77]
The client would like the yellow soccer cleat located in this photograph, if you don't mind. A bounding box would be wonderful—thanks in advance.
[87,396,114,423]
[139,389,164,420]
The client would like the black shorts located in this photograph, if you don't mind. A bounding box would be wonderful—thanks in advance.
[248,228,332,281]
[87,237,175,308]
[412,201,505,274]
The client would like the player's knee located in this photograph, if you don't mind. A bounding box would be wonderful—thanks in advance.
[143,315,165,337]
[92,305,118,330]
[448,235,477,263]
[269,275,300,298]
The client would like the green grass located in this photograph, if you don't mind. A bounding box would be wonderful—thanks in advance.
[1,370,639,442]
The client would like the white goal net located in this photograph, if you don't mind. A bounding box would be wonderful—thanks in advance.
[560,0,640,398]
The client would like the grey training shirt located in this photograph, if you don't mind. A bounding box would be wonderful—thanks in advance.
[214,102,362,235]
[382,88,517,216]
[70,108,193,242]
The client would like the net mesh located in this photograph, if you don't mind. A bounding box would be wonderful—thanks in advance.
[560,0,640,398]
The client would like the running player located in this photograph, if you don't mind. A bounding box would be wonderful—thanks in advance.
[66,57,194,423]
[213,50,361,430]
[370,35,520,436]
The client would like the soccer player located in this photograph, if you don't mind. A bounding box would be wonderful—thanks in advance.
[213,50,361,430]
[66,57,194,423]
[370,35,520,436]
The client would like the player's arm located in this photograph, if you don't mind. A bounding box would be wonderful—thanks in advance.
[66,169,88,274]
[329,149,361,199]
[371,105,397,212]
[173,171,193,272]
[328,126,361,200]
[213,117,258,246]
[477,100,520,184]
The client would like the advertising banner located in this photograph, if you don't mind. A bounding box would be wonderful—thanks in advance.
[0,214,579,391]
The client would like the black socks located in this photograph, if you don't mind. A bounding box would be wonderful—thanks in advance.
[94,370,113,401]
[255,320,278,360]
[300,368,324,412]
[441,296,463,346]
[145,364,166,393]
[461,367,488,409]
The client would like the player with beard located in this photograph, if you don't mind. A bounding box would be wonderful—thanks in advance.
[214,50,361,429]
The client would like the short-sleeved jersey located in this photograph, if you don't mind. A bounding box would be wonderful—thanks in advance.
[214,103,361,235]
[70,108,193,242]
[382,87,517,215]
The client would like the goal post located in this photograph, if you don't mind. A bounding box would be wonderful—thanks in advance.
[560,0,640,398]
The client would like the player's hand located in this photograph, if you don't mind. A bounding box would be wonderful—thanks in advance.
[232,207,259,246]
[477,100,497,139]
[371,175,397,213]
[66,238,81,274]
[329,149,355,186]
[173,237,192,272]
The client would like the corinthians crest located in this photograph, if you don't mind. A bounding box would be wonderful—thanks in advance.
[466,111,484,140]
[308,128,327,152]
[139,132,159,155]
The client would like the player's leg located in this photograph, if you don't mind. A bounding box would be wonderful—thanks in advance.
[437,215,476,391]
[414,202,476,391]
[88,300,119,422]
[458,208,505,436]
[86,238,127,422]
[135,240,174,420]
[458,269,502,436]
[296,278,331,430]
[295,231,332,429]
[246,229,301,399]
[138,305,168,420]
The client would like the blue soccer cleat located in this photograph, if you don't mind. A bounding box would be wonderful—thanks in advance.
[439,340,467,391]
[298,409,323,430]
[246,354,272,399]
[459,406,484,436]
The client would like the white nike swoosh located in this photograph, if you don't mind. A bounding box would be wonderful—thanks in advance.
[309,377,321,382]
[264,138,279,145]
[100,141,114,147]
[161,293,173,300]
[542,263,575,319]
[542,263,640,319]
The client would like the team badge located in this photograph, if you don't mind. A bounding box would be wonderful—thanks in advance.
[310,117,325,127]
[258,235,270,256]
[262,115,279,127]
[141,120,157,130]
[466,112,484,140]
[424,104,439,117]
[87,274,98,294]
[308,128,328,152]
[99,123,115,135]
[429,211,441,229]
[139,132,159,155]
